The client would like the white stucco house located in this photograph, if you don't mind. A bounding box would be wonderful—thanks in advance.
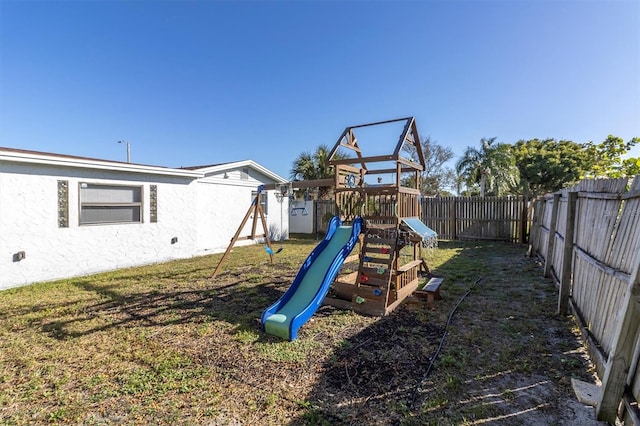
[0,147,288,290]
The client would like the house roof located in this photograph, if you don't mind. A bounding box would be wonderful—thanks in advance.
[179,163,228,170]
[0,146,203,178]
[0,147,287,184]
[183,159,287,183]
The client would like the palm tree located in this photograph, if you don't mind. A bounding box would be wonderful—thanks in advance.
[456,137,518,197]
[289,144,337,199]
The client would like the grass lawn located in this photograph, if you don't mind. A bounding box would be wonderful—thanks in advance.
[0,238,599,425]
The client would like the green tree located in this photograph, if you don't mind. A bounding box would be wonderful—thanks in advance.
[620,157,640,177]
[455,137,518,197]
[290,144,341,199]
[401,136,456,196]
[512,138,593,196]
[584,135,640,178]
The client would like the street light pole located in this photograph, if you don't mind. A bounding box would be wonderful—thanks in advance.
[117,140,131,163]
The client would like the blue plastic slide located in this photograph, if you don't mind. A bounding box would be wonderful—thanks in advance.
[261,216,363,341]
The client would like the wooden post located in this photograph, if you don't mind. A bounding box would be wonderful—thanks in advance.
[527,198,539,257]
[519,195,528,244]
[256,202,274,263]
[212,201,256,279]
[313,199,317,238]
[558,191,577,315]
[449,198,457,240]
[250,196,260,240]
[544,193,561,278]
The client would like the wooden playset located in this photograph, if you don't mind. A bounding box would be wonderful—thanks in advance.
[322,116,440,315]
[212,116,442,315]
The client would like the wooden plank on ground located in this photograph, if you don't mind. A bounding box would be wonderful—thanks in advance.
[423,277,444,292]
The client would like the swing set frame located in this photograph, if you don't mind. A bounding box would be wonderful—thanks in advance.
[211,179,333,279]
[212,185,274,278]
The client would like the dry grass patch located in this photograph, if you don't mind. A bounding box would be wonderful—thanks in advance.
[0,239,600,425]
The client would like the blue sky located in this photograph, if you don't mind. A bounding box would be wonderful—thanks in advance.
[1,0,639,179]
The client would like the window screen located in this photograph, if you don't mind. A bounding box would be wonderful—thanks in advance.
[79,183,143,225]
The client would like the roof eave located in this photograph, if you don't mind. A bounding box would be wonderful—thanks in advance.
[197,159,287,183]
[0,150,204,178]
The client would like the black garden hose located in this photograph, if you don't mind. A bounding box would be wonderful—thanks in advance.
[410,277,484,408]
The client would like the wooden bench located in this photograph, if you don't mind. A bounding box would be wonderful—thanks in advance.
[413,277,444,308]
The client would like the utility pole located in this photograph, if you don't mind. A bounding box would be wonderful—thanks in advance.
[117,140,131,163]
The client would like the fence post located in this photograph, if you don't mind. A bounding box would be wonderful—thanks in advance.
[449,198,457,240]
[544,193,561,278]
[313,200,318,237]
[527,198,539,257]
[519,196,528,244]
[557,191,577,315]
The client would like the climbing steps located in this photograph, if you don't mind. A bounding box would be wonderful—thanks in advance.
[352,231,396,316]
[324,222,441,316]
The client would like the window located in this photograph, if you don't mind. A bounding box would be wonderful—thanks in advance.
[241,167,249,180]
[79,183,143,225]
[251,190,268,215]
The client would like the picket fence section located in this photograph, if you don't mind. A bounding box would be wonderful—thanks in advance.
[313,196,528,243]
[529,176,640,424]
[422,196,528,243]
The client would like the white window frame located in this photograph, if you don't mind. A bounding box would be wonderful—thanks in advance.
[79,182,144,225]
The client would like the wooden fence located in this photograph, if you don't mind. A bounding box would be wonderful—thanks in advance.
[314,196,528,243]
[529,176,640,424]
[422,196,528,243]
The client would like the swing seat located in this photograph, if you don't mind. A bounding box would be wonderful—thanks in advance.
[290,189,310,217]
[265,246,283,255]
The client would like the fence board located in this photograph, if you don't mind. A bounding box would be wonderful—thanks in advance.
[530,176,640,423]
[570,178,628,354]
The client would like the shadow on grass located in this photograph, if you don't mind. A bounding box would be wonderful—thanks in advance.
[33,237,332,340]
[39,273,290,341]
